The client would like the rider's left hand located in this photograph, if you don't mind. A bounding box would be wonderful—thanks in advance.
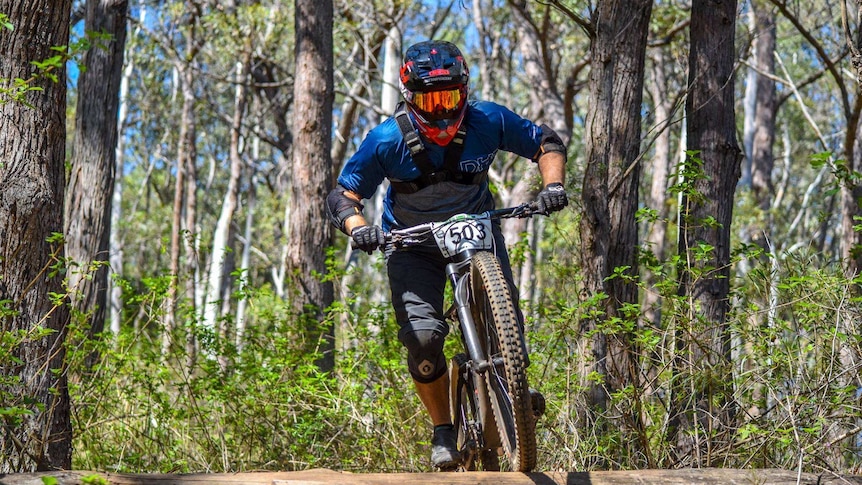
[535,182,568,214]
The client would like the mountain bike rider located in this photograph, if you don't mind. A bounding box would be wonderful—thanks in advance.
[326,40,568,469]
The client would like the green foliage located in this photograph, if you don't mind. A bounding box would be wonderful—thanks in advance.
[81,475,108,485]
[1,236,68,451]
[0,28,112,107]
[529,222,862,471]
[0,13,13,31]
[1,326,62,447]
[512,146,862,472]
[68,279,424,473]
[810,152,862,198]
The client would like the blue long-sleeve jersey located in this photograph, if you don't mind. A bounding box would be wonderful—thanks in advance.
[337,100,544,231]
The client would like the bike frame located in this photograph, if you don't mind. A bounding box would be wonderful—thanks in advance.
[365,203,540,470]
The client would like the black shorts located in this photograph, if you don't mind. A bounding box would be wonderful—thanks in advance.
[387,227,520,349]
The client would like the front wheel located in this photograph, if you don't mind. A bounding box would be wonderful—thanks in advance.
[469,251,536,472]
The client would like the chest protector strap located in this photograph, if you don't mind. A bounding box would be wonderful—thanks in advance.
[390,105,471,194]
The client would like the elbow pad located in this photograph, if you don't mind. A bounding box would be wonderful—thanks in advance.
[326,184,364,234]
[536,124,567,160]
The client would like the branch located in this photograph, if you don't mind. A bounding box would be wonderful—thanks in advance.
[768,0,852,118]
[539,0,594,37]
[648,18,691,47]
[775,52,834,243]
[738,55,841,110]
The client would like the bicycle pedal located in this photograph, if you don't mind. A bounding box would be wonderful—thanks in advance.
[530,388,546,418]
[435,462,461,472]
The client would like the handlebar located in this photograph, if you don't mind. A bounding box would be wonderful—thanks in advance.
[350,202,542,252]
[483,202,542,220]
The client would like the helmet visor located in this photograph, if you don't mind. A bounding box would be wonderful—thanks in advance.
[410,87,464,120]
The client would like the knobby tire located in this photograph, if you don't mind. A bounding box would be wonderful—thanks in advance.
[469,251,536,472]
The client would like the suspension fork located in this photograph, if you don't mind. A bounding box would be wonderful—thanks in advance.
[447,260,501,453]
[447,261,491,372]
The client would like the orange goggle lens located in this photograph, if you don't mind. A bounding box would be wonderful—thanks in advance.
[412,88,463,114]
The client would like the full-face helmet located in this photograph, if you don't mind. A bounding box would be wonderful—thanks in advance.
[399,40,469,146]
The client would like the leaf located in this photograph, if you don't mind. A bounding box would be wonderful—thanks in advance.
[81,475,108,485]
[809,151,832,168]
[0,13,12,30]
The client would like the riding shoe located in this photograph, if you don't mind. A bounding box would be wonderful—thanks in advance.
[430,424,462,469]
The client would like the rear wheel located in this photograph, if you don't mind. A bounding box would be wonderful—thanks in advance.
[469,251,536,472]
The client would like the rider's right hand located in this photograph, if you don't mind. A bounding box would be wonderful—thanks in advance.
[535,182,568,215]
[351,225,385,254]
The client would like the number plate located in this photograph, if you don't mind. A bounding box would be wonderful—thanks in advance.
[432,217,493,258]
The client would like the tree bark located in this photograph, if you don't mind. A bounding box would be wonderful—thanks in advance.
[109,1,145,335]
[0,0,73,471]
[289,0,335,372]
[751,0,777,210]
[670,0,742,466]
[65,0,129,340]
[578,0,652,464]
[844,0,862,280]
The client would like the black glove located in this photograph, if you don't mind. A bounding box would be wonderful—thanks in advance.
[535,182,568,214]
[351,225,385,254]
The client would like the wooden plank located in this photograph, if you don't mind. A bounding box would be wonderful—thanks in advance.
[1,468,861,485]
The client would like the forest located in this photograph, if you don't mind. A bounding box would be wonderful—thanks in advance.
[1,0,862,477]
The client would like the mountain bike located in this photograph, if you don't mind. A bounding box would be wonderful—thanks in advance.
[367,203,544,472]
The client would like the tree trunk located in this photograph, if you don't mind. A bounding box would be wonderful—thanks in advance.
[578,0,652,465]
[844,0,862,281]
[65,0,129,341]
[670,0,742,466]
[642,46,679,329]
[109,1,145,335]
[604,0,652,463]
[751,0,777,210]
[289,0,335,372]
[164,1,201,360]
[203,49,251,340]
[235,166,258,350]
[0,0,73,471]
[504,0,571,305]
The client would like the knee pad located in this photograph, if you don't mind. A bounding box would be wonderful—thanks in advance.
[400,328,447,383]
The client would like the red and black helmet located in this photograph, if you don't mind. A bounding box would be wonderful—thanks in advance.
[399,40,469,146]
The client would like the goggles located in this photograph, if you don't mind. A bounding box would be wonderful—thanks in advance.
[411,87,464,116]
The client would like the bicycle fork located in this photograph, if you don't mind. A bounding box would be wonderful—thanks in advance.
[447,263,489,370]
[447,263,501,460]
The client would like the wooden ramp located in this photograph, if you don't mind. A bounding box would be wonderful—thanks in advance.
[2,468,862,485]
